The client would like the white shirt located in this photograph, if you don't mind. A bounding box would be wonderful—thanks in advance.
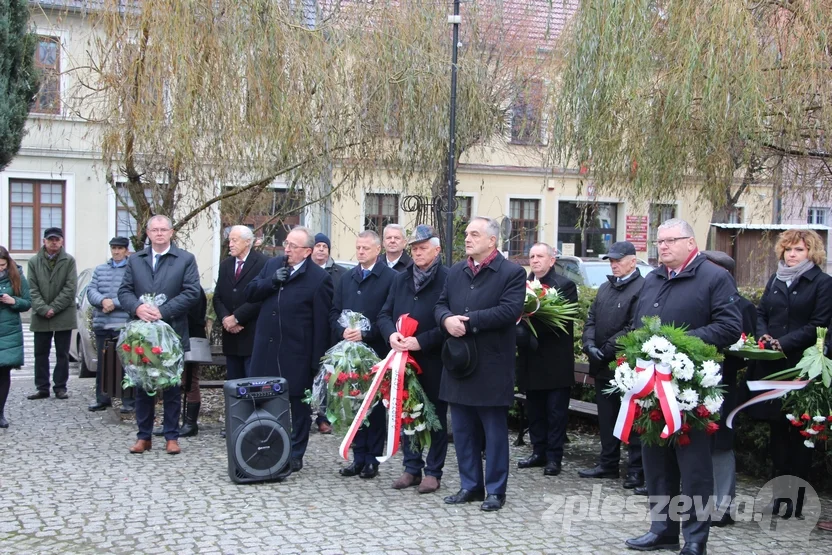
[151,245,170,270]
[291,258,306,276]
[386,254,402,268]
[617,269,638,283]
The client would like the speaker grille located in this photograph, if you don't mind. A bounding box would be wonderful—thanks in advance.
[232,414,291,478]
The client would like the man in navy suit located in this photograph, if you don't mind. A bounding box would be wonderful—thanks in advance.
[245,226,333,473]
[332,230,396,479]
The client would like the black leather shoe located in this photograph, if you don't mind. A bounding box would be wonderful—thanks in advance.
[633,486,648,496]
[290,458,303,472]
[359,463,379,479]
[88,401,111,412]
[624,532,679,551]
[444,488,486,504]
[27,391,49,400]
[339,462,363,477]
[710,512,734,527]
[54,390,68,400]
[679,542,707,555]
[481,494,506,511]
[623,472,645,489]
[544,461,562,476]
[517,453,547,468]
[578,465,619,479]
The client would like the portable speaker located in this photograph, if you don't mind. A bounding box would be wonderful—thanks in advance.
[223,377,292,484]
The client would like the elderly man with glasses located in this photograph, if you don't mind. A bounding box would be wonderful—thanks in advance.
[245,226,334,473]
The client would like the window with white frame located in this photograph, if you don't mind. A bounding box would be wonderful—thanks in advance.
[808,207,828,226]
[115,184,153,239]
[9,180,65,251]
[32,36,61,114]
[508,198,540,258]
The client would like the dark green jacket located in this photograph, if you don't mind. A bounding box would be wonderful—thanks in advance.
[0,268,32,368]
[27,247,78,332]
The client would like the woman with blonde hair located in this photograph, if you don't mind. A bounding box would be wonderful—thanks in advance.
[752,228,832,518]
[0,246,33,428]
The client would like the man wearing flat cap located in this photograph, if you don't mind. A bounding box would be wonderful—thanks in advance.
[87,237,134,412]
[435,216,526,511]
[580,241,645,488]
[27,227,77,400]
[378,225,450,494]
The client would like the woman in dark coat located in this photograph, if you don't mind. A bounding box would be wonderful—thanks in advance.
[0,247,33,428]
[753,229,832,516]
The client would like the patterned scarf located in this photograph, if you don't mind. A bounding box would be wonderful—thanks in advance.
[413,255,441,292]
[467,248,499,276]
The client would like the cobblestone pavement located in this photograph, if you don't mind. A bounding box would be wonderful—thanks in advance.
[2,334,832,554]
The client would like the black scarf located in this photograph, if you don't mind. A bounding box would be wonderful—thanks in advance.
[413,255,441,292]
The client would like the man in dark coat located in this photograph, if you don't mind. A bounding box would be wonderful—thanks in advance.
[378,224,413,272]
[516,242,578,478]
[331,230,396,479]
[245,226,333,473]
[579,241,645,489]
[701,250,757,528]
[213,225,267,381]
[624,219,741,555]
[312,232,348,289]
[310,232,347,434]
[435,216,526,512]
[118,215,201,455]
[378,225,449,494]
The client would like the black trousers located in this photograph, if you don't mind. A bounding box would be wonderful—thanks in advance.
[290,395,312,461]
[526,387,570,464]
[225,355,250,381]
[34,330,71,393]
[450,403,510,494]
[402,399,449,479]
[770,420,813,515]
[351,403,386,466]
[135,385,181,441]
[596,377,643,473]
[643,430,713,543]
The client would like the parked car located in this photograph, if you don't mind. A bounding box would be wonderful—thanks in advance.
[69,268,97,378]
[554,255,654,289]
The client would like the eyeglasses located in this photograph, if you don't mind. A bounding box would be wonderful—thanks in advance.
[654,237,691,246]
[282,241,311,250]
[148,228,171,234]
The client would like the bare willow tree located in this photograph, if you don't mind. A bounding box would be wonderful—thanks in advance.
[68,0,557,249]
[548,0,832,223]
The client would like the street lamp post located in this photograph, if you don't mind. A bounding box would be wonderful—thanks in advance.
[445,0,461,267]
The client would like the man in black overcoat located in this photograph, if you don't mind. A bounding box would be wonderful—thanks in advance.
[245,226,333,473]
[624,219,741,555]
[118,215,201,455]
[213,225,267,381]
[516,243,578,478]
[435,216,526,511]
[378,225,449,494]
[579,241,645,489]
[331,230,396,479]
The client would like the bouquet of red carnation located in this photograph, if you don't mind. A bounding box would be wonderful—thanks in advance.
[377,363,441,451]
[118,294,184,395]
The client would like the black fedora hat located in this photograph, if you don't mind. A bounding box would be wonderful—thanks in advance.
[441,336,478,379]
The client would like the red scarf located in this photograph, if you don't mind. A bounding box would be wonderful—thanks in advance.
[467,249,499,276]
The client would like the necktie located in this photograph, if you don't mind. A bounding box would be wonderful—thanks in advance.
[670,270,677,279]
[153,253,161,272]
[616,277,623,284]
[362,268,371,280]
[235,259,243,280]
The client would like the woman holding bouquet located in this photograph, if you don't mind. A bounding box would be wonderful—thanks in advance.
[0,247,32,428]
[753,229,832,516]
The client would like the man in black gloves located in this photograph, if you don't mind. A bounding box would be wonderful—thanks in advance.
[580,241,645,489]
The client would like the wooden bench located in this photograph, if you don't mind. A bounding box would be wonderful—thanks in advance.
[194,346,226,389]
[513,362,598,446]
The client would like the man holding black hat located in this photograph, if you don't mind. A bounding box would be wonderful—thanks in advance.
[27,227,77,400]
[378,225,449,494]
[580,240,645,488]
[87,237,134,412]
[435,216,526,511]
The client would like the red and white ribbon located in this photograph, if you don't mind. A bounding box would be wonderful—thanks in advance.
[613,359,682,442]
[338,314,419,463]
[725,379,810,429]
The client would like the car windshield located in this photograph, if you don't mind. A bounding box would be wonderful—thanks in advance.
[582,264,612,287]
